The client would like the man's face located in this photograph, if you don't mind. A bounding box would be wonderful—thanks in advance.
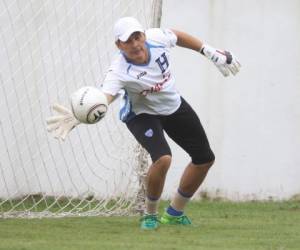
[116,32,148,64]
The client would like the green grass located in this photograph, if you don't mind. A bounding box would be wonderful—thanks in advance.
[0,201,300,250]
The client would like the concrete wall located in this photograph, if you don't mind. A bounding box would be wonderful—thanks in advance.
[161,0,300,200]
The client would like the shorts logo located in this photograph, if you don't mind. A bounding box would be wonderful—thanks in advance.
[145,129,153,137]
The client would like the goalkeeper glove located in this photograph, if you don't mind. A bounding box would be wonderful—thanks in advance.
[46,103,80,141]
[200,44,241,77]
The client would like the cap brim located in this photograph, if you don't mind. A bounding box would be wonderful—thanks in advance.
[118,28,144,42]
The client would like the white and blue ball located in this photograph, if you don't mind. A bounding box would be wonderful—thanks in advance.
[70,86,108,124]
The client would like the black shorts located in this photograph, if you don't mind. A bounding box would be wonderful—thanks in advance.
[126,97,215,164]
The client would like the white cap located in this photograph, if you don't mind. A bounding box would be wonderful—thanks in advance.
[114,17,144,42]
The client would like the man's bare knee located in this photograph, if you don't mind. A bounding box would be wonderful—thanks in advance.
[149,155,172,175]
[153,155,172,171]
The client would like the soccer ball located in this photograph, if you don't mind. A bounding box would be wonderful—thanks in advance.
[70,86,108,124]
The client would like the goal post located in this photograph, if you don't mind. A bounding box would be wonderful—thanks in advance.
[0,0,162,218]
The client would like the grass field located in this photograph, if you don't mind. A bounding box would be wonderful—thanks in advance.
[1,200,300,250]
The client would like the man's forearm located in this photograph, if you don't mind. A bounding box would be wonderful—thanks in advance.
[171,29,241,77]
[171,29,203,51]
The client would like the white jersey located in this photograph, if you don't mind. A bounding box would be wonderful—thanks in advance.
[101,28,181,122]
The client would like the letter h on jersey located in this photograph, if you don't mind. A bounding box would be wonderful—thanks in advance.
[155,52,169,74]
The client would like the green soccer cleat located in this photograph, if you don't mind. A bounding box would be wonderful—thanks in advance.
[140,214,159,230]
[160,212,192,225]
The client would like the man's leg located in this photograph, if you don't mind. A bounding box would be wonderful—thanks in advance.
[126,114,172,229]
[147,155,172,199]
[170,161,214,213]
[140,155,171,230]
[178,161,213,196]
[145,155,171,214]
[160,97,215,224]
[160,160,214,225]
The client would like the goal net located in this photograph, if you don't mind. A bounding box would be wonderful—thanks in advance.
[0,0,162,218]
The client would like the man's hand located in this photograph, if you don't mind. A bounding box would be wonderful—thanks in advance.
[200,44,241,77]
[46,103,80,141]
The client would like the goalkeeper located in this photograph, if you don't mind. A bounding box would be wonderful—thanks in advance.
[47,17,241,230]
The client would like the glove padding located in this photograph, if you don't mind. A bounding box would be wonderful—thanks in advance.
[46,103,80,141]
[201,44,241,77]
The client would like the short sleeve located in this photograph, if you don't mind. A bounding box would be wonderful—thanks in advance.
[145,28,177,48]
[101,70,124,96]
[161,29,177,47]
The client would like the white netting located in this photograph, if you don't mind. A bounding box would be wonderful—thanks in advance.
[0,0,162,218]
